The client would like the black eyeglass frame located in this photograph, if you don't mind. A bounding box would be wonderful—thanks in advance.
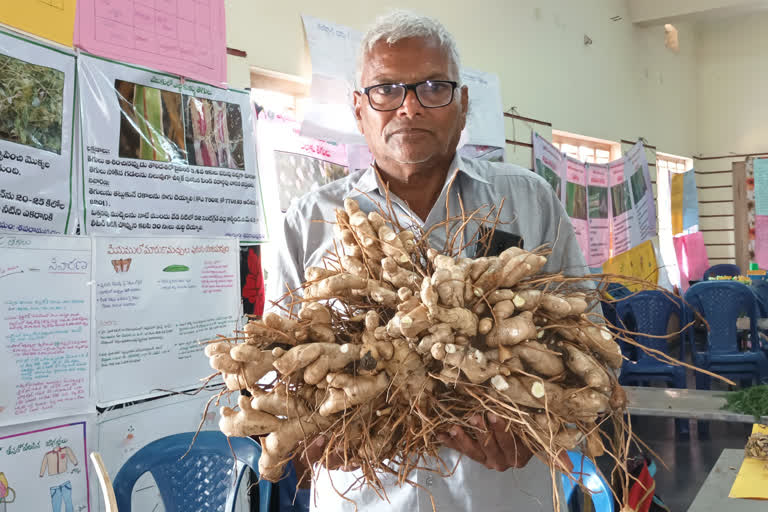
[359,80,459,111]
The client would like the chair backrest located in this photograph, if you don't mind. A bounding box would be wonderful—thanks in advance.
[112,431,271,512]
[702,263,741,280]
[615,291,682,360]
[684,281,759,355]
[561,451,614,512]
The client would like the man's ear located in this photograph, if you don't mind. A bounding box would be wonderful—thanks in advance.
[353,91,366,134]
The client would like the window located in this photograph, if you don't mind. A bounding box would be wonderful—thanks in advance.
[552,131,621,163]
[655,151,694,289]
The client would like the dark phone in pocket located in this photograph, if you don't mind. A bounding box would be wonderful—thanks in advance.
[475,226,524,257]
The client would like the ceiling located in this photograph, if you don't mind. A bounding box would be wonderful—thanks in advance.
[628,0,768,25]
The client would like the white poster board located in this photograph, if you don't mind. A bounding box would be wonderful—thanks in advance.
[0,234,92,427]
[625,141,657,244]
[92,236,240,406]
[78,53,268,241]
[0,415,95,512]
[95,393,228,512]
[460,68,505,149]
[0,29,76,235]
[300,15,364,145]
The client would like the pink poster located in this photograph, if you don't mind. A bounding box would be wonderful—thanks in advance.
[609,158,634,256]
[565,157,589,261]
[587,163,611,267]
[755,215,768,270]
[75,0,227,87]
[673,231,710,291]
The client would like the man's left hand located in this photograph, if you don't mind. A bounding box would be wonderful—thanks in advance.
[437,413,573,473]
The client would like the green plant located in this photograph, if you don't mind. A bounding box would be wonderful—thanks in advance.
[722,385,768,421]
[0,54,64,154]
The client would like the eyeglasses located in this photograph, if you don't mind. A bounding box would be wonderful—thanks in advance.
[360,80,458,111]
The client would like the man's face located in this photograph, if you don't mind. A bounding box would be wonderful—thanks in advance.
[354,37,468,170]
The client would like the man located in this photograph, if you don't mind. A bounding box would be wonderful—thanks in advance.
[271,10,587,511]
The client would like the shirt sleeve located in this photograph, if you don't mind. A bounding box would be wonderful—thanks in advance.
[65,446,78,466]
[40,452,48,477]
[265,207,306,313]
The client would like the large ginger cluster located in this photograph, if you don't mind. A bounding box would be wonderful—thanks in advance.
[204,198,628,497]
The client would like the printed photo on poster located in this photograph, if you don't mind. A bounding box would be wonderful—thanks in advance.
[240,245,265,317]
[273,151,349,211]
[0,54,64,154]
[115,79,186,164]
[0,30,76,235]
[589,186,609,219]
[611,181,632,217]
[184,96,245,170]
[566,182,587,220]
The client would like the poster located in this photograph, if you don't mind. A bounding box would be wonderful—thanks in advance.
[755,215,768,271]
[0,235,92,427]
[300,15,364,144]
[602,239,659,292]
[532,133,565,202]
[673,231,710,291]
[92,236,240,406]
[0,1,76,47]
[0,29,77,235]
[609,157,633,256]
[460,68,505,149]
[78,53,267,241]
[753,158,768,215]
[564,157,589,258]
[95,393,224,512]
[682,169,699,232]
[624,141,657,243]
[75,0,227,87]
[587,163,610,267]
[0,415,94,512]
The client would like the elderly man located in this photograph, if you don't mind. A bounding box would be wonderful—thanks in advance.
[271,10,586,512]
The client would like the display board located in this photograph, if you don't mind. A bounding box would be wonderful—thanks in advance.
[78,53,267,241]
[0,234,92,427]
[92,235,239,406]
[0,29,77,235]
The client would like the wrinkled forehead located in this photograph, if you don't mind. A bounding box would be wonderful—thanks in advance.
[359,37,459,85]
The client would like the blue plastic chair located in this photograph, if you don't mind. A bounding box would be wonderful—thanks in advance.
[615,291,686,389]
[683,281,768,388]
[112,431,272,512]
[702,263,741,280]
[561,451,614,512]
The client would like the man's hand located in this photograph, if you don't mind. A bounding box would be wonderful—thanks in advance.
[437,413,573,473]
[293,435,361,488]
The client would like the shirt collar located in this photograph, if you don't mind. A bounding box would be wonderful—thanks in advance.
[345,151,491,199]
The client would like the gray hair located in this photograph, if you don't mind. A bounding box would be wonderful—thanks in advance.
[356,10,461,87]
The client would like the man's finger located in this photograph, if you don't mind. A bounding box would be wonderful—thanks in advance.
[487,413,532,468]
[446,426,486,463]
[556,449,574,473]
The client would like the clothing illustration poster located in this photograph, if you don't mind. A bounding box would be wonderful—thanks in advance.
[564,157,589,259]
[78,53,267,241]
[586,162,611,267]
[95,394,223,512]
[0,416,92,512]
[0,29,77,235]
[0,235,92,427]
[92,236,240,406]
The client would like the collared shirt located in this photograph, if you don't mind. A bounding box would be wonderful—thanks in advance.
[270,154,586,512]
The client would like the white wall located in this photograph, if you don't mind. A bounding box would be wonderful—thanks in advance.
[225,0,698,159]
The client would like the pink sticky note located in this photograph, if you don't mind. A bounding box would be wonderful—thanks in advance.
[75,0,227,87]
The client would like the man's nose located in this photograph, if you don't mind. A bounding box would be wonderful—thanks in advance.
[397,88,424,117]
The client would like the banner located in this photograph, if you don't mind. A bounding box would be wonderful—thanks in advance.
[0,1,76,47]
[75,0,227,87]
[602,239,659,292]
[682,169,699,232]
[671,171,684,235]
[92,236,239,406]
[755,215,768,271]
[0,29,77,235]
[0,415,95,512]
[0,235,92,427]
[673,231,710,291]
[532,133,565,202]
[587,163,611,267]
[564,157,589,258]
[78,53,267,241]
[624,141,657,244]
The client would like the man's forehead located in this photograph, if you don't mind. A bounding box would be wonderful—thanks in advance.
[360,37,456,83]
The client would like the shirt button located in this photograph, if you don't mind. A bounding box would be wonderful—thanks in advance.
[426,476,434,486]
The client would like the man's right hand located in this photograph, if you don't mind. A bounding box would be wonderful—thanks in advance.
[294,435,360,488]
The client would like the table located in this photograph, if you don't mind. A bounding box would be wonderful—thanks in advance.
[625,386,768,424]
[687,449,765,511]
